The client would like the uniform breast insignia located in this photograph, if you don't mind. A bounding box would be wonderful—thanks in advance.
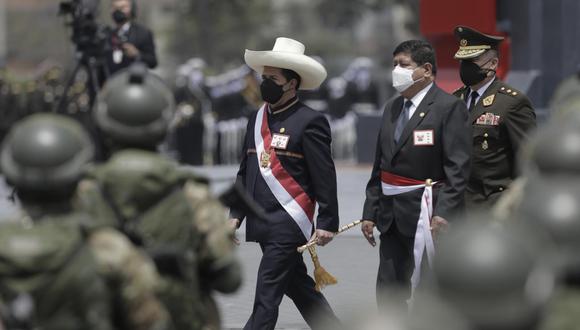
[482,94,495,107]
[476,113,500,126]
[481,140,489,150]
[271,133,290,150]
[260,150,271,168]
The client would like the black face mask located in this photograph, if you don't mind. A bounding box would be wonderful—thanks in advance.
[460,60,495,86]
[260,78,287,104]
[112,9,129,24]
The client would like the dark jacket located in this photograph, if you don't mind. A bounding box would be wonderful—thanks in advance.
[106,22,157,75]
[453,79,536,207]
[231,100,339,243]
[363,83,471,237]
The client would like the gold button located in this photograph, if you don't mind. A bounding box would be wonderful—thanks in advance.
[484,133,489,137]
[507,89,512,93]
[512,92,517,96]
[419,112,425,117]
[499,187,504,192]
[500,87,505,91]
[280,127,286,133]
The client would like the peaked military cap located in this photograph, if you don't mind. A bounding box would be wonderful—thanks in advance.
[454,25,505,59]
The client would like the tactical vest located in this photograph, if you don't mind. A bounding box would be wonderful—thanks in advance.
[0,213,112,330]
[86,149,205,330]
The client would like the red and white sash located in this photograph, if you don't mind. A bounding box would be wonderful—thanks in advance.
[254,104,315,240]
[381,171,436,304]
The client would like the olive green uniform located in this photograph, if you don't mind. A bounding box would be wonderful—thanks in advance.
[454,80,536,209]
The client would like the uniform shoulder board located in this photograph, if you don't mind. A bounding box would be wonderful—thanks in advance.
[497,84,521,97]
[452,86,467,95]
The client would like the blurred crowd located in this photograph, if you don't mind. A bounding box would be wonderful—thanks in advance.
[0,55,387,166]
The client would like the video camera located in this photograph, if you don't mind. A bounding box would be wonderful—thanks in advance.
[59,0,110,61]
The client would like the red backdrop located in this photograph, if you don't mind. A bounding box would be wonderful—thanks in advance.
[419,0,510,92]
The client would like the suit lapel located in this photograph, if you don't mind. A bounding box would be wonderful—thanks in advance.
[392,84,438,156]
[469,79,500,124]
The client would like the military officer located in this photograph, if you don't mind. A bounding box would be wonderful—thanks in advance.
[452,26,536,209]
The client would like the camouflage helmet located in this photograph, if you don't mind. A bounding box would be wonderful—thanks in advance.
[523,121,580,175]
[0,113,94,190]
[433,221,554,330]
[515,176,580,277]
[94,63,174,147]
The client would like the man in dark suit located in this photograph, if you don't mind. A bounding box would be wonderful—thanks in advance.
[230,37,340,330]
[106,0,157,75]
[452,26,536,209]
[361,40,471,305]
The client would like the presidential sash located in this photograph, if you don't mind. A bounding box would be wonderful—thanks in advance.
[254,104,315,240]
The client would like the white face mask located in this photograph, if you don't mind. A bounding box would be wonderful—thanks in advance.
[391,65,423,93]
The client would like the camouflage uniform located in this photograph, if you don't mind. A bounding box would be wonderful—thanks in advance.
[0,113,170,330]
[78,64,241,330]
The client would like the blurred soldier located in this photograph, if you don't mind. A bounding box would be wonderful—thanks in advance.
[361,40,471,306]
[347,290,470,330]
[106,0,157,75]
[173,58,209,165]
[78,64,241,330]
[514,177,580,330]
[433,221,554,330]
[549,65,580,116]
[230,37,341,330]
[494,119,580,219]
[452,26,536,209]
[0,113,170,330]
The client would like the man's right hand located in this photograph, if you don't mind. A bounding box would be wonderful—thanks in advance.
[361,220,376,247]
[229,218,240,245]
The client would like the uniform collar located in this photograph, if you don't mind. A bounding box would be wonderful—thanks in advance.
[269,96,299,115]
[471,76,496,98]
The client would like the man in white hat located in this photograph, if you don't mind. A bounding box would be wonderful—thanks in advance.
[230,37,340,330]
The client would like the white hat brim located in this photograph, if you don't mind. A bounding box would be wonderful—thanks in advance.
[244,50,327,90]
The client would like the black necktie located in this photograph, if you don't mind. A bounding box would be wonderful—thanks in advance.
[394,100,413,143]
[468,90,479,111]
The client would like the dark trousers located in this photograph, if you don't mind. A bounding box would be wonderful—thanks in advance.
[244,242,340,330]
[376,223,416,308]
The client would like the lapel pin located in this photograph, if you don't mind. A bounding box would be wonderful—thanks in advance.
[280,127,286,133]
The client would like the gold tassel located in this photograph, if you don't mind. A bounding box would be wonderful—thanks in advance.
[307,245,337,291]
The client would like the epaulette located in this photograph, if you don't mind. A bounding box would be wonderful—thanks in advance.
[452,85,467,95]
[497,85,520,97]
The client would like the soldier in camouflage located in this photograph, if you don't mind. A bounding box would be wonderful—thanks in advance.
[0,113,170,330]
[432,220,554,330]
[514,177,580,330]
[78,63,242,330]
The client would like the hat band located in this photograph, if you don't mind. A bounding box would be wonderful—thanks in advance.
[459,45,492,50]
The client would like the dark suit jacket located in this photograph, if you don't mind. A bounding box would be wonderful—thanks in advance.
[230,100,339,243]
[453,79,536,207]
[362,83,471,237]
[106,22,157,75]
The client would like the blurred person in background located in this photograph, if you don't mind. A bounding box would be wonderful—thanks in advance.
[106,0,157,75]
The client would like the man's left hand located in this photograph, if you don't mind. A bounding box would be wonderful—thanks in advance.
[122,43,140,58]
[431,216,449,241]
[315,229,334,246]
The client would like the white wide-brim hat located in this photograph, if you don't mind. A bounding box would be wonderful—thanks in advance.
[244,37,327,90]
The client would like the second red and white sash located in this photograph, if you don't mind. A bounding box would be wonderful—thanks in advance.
[254,104,315,240]
[381,171,436,305]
